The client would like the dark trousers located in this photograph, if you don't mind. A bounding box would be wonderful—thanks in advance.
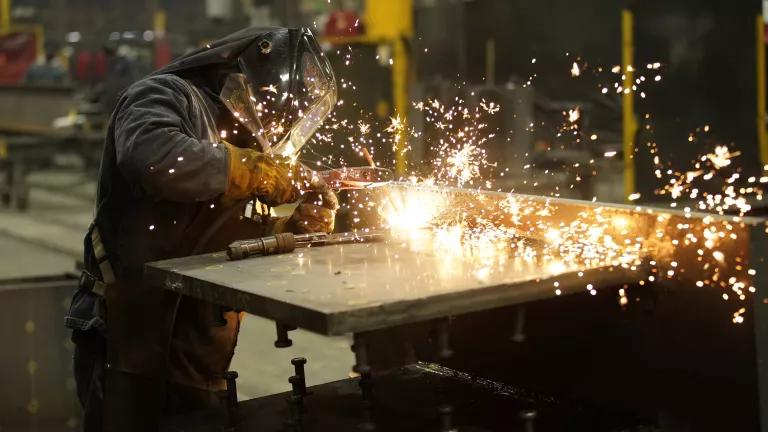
[73,329,227,432]
[73,329,106,432]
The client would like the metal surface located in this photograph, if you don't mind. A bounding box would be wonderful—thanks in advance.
[146,183,766,336]
[145,230,640,336]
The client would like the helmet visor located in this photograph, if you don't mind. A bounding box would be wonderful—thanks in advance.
[220,29,336,156]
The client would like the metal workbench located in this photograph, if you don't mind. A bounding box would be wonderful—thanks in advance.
[144,231,641,336]
[0,130,103,210]
[144,182,761,337]
[146,184,768,431]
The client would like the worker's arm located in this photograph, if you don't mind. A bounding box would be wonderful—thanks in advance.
[113,74,228,202]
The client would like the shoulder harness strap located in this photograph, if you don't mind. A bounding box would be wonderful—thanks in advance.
[89,224,116,295]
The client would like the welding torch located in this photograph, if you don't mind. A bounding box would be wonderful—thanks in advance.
[310,166,393,191]
[196,158,393,257]
[227,230,387,260]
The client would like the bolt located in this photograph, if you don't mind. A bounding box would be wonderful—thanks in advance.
[512,306,526,343]
[436,319,454,359]
[520,410,537,432]
[352,333,370,373]
[439,404,457,432]
[291,357,307,395]
[275,322,295,348]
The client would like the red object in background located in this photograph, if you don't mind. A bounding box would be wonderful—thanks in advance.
[74,49,108,83]
[0,32,38,84]
[324,10,364,37]
[93,50,107,81]
[154,37,171,69]
[72,50,108,84]
[74,50,92,82]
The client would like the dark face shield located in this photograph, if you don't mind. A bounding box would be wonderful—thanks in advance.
[220,28,336,157]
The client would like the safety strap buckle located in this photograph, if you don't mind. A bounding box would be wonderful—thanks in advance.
[79,270,107,297]
[90,225,116,286]
[86,223,116,295]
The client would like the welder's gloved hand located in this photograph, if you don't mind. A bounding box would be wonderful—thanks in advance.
[277,178,339,234]
[224,142,305,206]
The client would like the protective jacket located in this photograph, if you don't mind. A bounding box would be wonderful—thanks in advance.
[65,27,300,431]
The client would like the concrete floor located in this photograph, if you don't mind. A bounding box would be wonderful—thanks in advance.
[0,169,354,402]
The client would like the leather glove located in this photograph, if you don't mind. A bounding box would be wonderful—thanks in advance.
[224,142,308,206]
[275,177,339,234]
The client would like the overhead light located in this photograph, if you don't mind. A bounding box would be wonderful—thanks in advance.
[66,32,81,43]
[11,6,36,19]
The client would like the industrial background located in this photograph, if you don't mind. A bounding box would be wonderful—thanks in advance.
[1,0,768,431]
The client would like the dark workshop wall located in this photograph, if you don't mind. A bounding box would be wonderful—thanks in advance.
[633,0,761,193]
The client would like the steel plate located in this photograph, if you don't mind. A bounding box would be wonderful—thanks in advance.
[144,230,643,335]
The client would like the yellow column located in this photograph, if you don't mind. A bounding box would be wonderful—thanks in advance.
[485,38,495,86]
[154,8,166,37]
[0,0,11,34]
[365,0,412,176]
[33,25,43,57]
[392,38,408,175]
[365,0,413,40]
[622,9,636,202]
[758,15,768,167]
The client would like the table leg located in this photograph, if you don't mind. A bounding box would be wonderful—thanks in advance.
[1,164,11,207]
[10,162,29,211]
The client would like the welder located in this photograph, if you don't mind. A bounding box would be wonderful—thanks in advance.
[64,27,338,431]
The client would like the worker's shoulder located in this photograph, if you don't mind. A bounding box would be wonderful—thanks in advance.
[122,73,193,100]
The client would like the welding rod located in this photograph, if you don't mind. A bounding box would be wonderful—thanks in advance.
[227,231,386,261]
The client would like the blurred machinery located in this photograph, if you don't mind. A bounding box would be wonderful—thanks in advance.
[0,0,164,212]
[0,23,43,84]
[0,84,104,210]
[318,0,625,201]
[409,78,624,201]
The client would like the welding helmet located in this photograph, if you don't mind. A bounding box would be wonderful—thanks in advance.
[220,28,336,157]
